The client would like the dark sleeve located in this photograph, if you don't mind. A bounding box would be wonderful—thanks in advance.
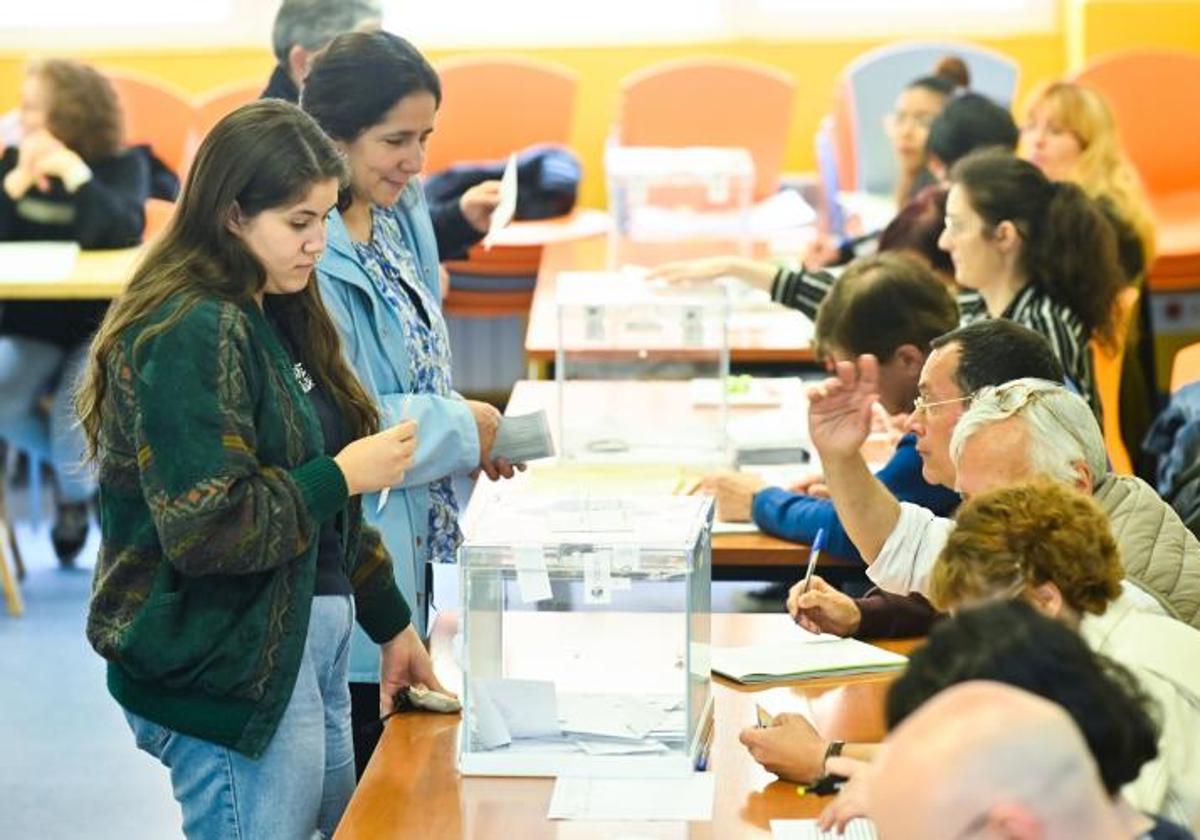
[855,590,941,639]
[429,196,483,261]
[72,150,151,249]
[349,522,412,644]
[769,267,836,320]
[0,147,20,240]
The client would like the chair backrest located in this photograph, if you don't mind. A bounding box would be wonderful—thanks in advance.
[1072,50,1200,198]
[1092,285,1141,474]
[426,56,577,175]
[835,41,1018,194]
[615,58,796,200]
[195,81,262,138]
[1172,341,1200,393]
[104,70,197,179]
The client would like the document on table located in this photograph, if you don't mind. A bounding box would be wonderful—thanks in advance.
[771,818,878,839]
[483,152,518,249]
[0,241,80,281]
[711,637,907,684]
[548,774,715,821]
[491,410,555,463]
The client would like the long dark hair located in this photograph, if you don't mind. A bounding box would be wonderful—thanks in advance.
[301,30,440,209]
[950,148,1123,347]
[77,99,380,457]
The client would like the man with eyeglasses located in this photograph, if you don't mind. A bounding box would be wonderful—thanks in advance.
[805,360,1200,629]
[783,319,1065,638]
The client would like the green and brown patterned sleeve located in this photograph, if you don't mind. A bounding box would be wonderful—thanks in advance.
[126,299,348,576]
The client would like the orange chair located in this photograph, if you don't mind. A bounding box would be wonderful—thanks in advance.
[1171,341,1200,393]
[104,70,197,181]
[195,81,262,139]
[615,58,796,201]
[1073,52,1200,292]
[1092,286,1141,474]
[426,56,577,174]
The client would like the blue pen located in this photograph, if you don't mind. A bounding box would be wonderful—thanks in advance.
[800,527,827,594]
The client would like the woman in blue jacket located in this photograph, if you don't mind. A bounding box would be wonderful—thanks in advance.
[303,31,517,775]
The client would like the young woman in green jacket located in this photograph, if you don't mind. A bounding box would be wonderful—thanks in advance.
[76,100,450,839]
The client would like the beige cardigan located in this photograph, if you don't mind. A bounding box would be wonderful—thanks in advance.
[1094,474,1200,630]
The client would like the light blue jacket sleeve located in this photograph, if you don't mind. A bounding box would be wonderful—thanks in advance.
[317,271,480,488]
[378,390,479,487]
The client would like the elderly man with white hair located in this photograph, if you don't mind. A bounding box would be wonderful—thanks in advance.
[805,358,1200,628]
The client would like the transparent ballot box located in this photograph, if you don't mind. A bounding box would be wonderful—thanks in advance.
[606,145,756,267]
[555,270,731,465]
[457,493,714,777]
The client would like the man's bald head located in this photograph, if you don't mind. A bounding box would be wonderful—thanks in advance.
[870,681,1124,840]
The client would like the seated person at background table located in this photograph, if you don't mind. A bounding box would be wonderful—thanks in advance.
[921,91,1019,183]
[785,319,1064,637]
[648,96,1018,314]
[873,683,1135,840]
[0,58,149,564]
[77,99,446,839]
[264,0,500,263]
[699,252,960,558]
[805,367,1200,629]
[1020,79,1160,472]
[940,148,1124,420]
[803,56,965,269]
[748,484,1200,832]
[302,30,522,778]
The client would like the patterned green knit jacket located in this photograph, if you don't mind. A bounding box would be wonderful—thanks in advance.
[86,294,411,758]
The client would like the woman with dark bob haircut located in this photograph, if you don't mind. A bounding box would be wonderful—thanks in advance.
[78,99,446,838]
[302,30,523,776]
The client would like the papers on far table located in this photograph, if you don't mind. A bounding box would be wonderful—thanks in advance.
[483,152,518,249]
[548,773,715,821]
[0,241,80,281]
[711,635,908,684]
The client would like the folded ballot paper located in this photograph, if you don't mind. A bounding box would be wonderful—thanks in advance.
[710,634,907,684]
[491,410,555,464]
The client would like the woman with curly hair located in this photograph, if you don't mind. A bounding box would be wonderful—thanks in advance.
[931,481,1200,828]
[0,58,150,563]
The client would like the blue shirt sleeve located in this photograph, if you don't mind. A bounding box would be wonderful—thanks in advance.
[751,434,960,563]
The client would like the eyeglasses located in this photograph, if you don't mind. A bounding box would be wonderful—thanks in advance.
[912,393,973,417]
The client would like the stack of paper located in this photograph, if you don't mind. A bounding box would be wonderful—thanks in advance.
[548,774,715,821]
[710,637,907,684]
[771,818,878,839]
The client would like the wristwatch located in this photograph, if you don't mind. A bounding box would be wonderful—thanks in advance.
[823,739,846,774]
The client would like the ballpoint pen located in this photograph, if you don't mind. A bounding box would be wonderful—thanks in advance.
[800,527,827,594]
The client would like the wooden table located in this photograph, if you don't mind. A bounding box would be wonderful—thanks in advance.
[0,247,140,299]
[469,380,862,577]
[335,612,916,839]
[524,236,816,379]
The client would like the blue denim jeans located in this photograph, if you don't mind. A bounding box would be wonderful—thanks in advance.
[124,596,356,840]
[0,335,95,502]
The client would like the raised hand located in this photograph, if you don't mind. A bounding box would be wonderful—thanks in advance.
[806,355,881,463]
